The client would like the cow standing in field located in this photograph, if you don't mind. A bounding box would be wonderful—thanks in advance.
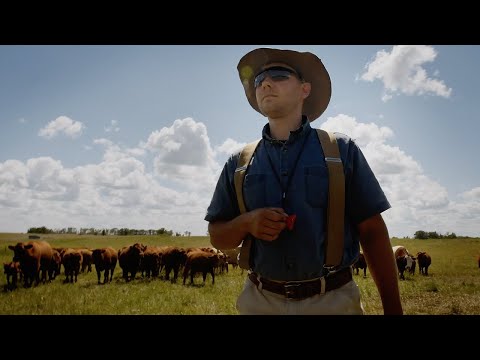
[142,246,163,278]
[79,249,93,273]
[92,247,117,284]
[161,246,187,282]
[9,241,54,287]
[396,255,415,280]
[352,252,367,277]
[222,247,241,270]
[48,249,62,280]
[417,252,432,276]
[62,248,83,283]
[183,250,219,285]
[4,261,22,289]
[118,243,145,281]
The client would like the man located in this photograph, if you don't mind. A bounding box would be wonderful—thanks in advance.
[205,48,403,315]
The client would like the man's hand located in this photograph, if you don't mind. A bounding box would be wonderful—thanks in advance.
[248,207,288,241]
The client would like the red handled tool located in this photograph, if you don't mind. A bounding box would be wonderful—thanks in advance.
[285,214,297,230]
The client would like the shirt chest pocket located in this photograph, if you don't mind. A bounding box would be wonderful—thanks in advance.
[304,166,329,208]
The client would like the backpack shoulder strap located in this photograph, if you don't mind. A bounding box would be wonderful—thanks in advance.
[234,139,261,270]
[316,129,345,268]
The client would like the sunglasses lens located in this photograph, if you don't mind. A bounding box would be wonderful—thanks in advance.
[254,72,266,88]
[254,68,295,88]
[270,71,290,80]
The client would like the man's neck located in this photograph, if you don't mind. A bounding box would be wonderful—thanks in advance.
[268,115,303,140]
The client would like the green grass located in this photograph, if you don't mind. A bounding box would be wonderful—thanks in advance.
[1,234,479,314]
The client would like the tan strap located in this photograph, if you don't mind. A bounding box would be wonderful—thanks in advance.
[234,139,261,269]
[316,129,345,268]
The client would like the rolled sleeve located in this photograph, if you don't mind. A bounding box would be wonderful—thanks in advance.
[204,154,240,223]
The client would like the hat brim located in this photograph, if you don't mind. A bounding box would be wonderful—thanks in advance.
[237,48,331,122]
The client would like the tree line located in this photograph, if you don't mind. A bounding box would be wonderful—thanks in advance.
[26,226,191,237]
[414,230,459,239]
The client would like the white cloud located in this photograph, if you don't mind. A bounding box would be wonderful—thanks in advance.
[18,118,26,124]
[214,138,246,157]
[0,117,218,235]
[321,113,394,148]
[2,115,479,238]
[145,118,220,192]
[320,114,480,237]
[360,45,452,101]
[460,187,480,200]
[104,120,120,133]
[38,115,85,139]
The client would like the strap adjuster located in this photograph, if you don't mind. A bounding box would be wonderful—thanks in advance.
[325,157,342,163]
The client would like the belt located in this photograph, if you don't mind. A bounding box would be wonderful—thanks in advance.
[248,267,352,300]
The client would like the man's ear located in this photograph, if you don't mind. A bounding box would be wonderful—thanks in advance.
[302,82,311,99]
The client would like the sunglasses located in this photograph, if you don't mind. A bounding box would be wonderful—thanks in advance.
[254,66,301,88]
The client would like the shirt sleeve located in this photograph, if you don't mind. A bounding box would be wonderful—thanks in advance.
[345,138,391,224]
[204,153,240,222]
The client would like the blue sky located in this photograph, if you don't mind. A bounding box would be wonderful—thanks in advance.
[0,45,479,238]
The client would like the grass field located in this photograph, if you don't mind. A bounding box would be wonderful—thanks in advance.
[1,233,479,315]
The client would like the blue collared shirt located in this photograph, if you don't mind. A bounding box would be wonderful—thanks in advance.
[205,117,390,281]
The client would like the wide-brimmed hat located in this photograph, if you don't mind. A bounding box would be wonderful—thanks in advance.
[237,48,331,121]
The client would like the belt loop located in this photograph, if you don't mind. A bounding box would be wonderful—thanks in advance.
[252,272,262,290]
[320,277,326,294]
[257,276,263,291]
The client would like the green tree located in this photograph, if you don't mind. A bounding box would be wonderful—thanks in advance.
[414,230,428,239]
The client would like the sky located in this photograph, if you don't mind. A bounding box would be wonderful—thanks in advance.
[0,45,479,238]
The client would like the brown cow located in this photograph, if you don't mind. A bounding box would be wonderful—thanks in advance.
[48,249,62,280]
[183,250,219,285]
[9,241,54,287]
[160,246,187,282]
[222,247,241,270]
[142,246,163,278]
[4,261,22,289]
[92,247,117,284]
[352,252,367,277]
[62,248,83,283]
[78,249,93,273]
[417,252,432,275]
[118,243,146,281]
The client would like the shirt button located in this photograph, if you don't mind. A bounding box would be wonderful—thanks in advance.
[281,170,288,176]
[282,148,287,153]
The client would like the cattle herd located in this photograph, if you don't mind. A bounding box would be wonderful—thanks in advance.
[352,245,433,280]
[6,239,478,290]
[3,240,242,290]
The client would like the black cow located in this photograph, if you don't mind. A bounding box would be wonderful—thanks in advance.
[352,252,367,277]
[396,255,415,280]
[417,252,432,275]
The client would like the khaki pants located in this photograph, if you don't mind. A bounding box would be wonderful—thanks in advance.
[236,276,365,315]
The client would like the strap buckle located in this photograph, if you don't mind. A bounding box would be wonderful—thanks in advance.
[323,264,341,276]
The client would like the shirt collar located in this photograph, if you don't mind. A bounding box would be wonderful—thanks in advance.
[262,115,311,145]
